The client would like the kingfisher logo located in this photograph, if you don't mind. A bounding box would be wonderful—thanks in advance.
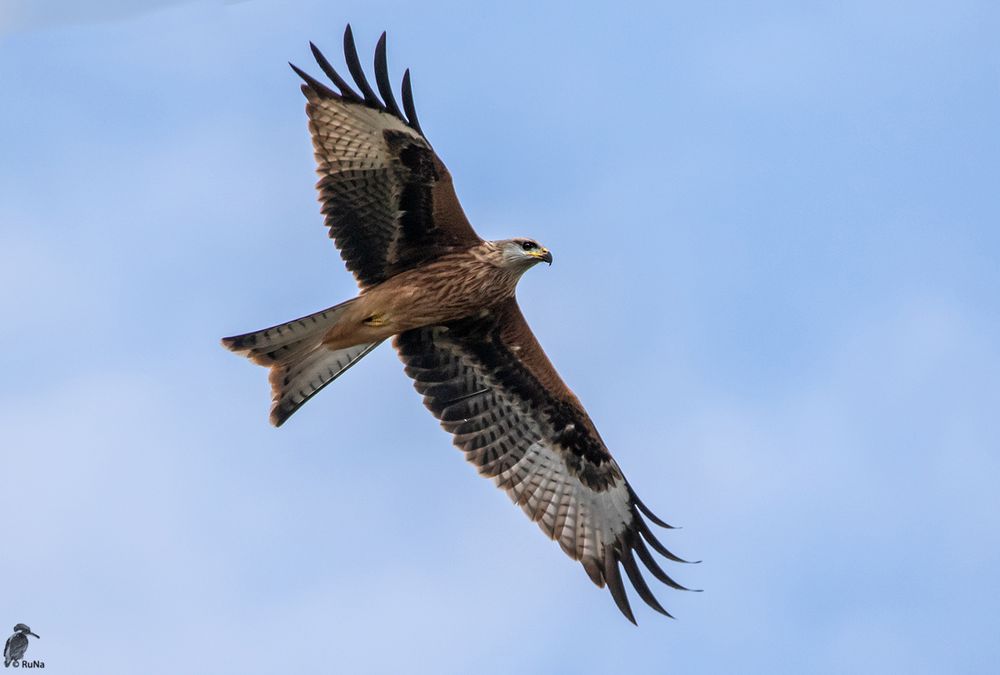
[3,625,43,669]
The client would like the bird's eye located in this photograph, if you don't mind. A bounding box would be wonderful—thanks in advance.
[521,241,536,251]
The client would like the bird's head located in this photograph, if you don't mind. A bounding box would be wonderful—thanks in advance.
[497,238,553,271]
[12,624,38,639]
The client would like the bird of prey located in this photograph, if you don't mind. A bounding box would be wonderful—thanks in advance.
[222,26,695,623]
[4,624,39,667]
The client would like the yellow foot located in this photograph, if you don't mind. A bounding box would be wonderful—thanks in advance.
[363,312,388,327]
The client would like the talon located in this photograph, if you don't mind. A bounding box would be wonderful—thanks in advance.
[363,312,388,327]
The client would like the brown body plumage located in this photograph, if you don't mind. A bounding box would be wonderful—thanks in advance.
[321,242,532,350]
[222,26,694,624]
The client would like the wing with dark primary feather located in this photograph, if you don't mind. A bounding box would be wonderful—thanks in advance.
[290,26,481,288]
[394,298,696,623]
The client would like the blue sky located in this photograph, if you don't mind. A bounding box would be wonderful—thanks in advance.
[2,1,998,673]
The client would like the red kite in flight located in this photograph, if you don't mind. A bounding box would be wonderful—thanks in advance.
[223,26,695,623]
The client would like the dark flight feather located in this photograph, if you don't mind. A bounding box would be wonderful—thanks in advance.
[276,26,693,622]
[401,70,424,136]
[309,41,362,102]
[604,552,637,625]
[289,63,338,99]
[374,32,405,120]
[621,546,674,618]
[394,299,693,621]
[294,30,480,287]
[343,24,383,108]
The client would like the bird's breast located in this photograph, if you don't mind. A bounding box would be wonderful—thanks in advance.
[377,257,518,329]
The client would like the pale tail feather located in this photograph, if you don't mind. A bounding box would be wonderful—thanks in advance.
[221,300,355,358]
[267,340,382,426]
[222,301,382,426]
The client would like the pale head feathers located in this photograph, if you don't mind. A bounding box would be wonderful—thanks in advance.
[479,238,553,272]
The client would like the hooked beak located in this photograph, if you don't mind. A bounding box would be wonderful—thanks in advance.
[537,248,553,265]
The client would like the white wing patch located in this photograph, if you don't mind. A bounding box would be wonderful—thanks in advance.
[309,94,420,172]
[395,314,695,623]
[491,439,633,583]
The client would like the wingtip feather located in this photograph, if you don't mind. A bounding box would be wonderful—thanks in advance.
[603,549,637,624]
[629,484,677,529]
[633,535,696,592]
[310,39,362,102]
[374,31,405,119]
[289,62,338,99]
[620,548,673,618]
[401,68,425,136]
[343,24,382,107]
[636,515,696,564]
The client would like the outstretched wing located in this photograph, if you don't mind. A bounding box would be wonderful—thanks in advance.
[394,299,696,623]
[291,26,482,288]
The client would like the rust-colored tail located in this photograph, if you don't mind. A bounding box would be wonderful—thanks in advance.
[221,300,381,426]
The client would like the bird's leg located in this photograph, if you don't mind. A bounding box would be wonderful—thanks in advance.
[363,312,389,327]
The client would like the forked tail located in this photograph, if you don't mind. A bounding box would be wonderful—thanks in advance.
[221,300,381,426]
